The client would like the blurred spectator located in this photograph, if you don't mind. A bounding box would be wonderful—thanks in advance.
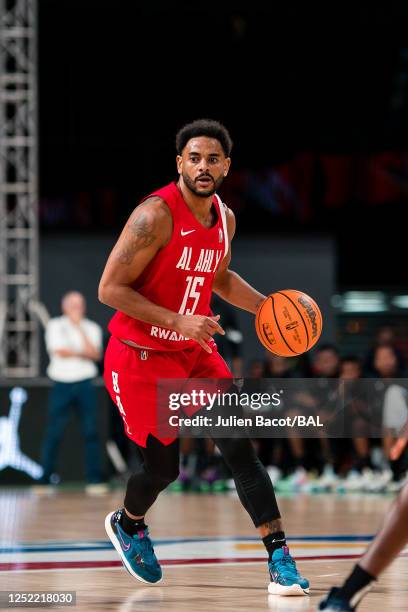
[382,383,408,488]
[255,343,408,495]
[264,353,296,378]
[370,344,408,490]
[311,346,343,487]
[340,355,362,381]
[311,344,340,377]
[340,356,377,491]
[364,326,405,376]
[372,344,405,378]
[36,292,107,494]
[253,353,296,485]
[277,345,341,492]
[248,359,265,379]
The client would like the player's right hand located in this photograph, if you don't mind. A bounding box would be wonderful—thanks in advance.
[173,314,225,353]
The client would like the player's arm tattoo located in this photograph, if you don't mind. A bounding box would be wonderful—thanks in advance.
[115,198,170,265]
[116,212,156,264]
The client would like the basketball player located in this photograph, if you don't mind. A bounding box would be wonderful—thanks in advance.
[319,427,408,610]
[99,119,309,595]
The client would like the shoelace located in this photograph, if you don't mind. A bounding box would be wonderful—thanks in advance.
[134,533,156,562]
[274,555,299,576]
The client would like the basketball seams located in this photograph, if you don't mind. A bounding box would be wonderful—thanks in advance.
[282,288,322,348]
[256,297,278,352]
[277,290,310,350]
[270,295,299,355]
[255,298,269,349]
[255,291,321,356]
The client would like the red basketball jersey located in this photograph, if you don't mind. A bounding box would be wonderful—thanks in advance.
[108,181,229,351]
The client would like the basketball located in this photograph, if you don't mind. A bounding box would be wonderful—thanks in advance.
[255,289,322,356]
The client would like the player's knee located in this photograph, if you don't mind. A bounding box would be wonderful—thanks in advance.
[148,464,179,489]
[220,438,255,469]
[160,464,180,486]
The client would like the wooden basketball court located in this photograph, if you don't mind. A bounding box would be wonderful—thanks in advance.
[1,490,407,611]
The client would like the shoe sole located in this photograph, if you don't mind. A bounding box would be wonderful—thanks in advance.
[104,512,162,585]
[268,582,309,596]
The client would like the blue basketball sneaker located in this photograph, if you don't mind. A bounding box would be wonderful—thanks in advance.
[268,546,310,595]
[318,587,356,610]
[105,509,162,584]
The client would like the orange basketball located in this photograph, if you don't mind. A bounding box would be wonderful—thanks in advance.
[255,289,322,357]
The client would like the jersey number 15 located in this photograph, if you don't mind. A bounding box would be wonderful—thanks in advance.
[178,276,205,316]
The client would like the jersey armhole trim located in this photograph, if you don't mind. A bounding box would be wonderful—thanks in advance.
[215,194,229,258]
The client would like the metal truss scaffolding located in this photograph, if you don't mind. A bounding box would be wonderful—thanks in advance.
[0,0,39,377]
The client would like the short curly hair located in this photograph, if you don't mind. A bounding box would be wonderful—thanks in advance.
[175,119,233,157]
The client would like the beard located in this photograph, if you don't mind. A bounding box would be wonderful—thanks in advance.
[182,172,224,198]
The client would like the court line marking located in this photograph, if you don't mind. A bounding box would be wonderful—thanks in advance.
[0,555,364,573]
[0,535,375,554]
[5,553,408,573]
[3,535,405,574]
[0,560,354,575]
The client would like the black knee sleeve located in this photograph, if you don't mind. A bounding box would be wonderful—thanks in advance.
[124,462,179,516]
[215,437,281,527]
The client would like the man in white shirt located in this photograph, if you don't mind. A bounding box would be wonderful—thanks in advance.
[39,291,106,492]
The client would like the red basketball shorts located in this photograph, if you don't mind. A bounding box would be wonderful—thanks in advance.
[103,336,233,447]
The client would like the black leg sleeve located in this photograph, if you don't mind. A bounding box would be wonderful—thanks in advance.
[124,435,180,516]
[214,436,281,527]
